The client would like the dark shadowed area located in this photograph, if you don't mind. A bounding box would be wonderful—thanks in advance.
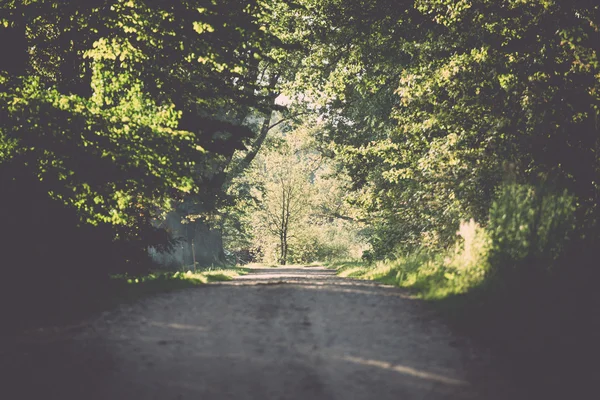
[1,267,521,400]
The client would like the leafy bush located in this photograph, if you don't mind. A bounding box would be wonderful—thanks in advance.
[487,183,576,277]
[442,219,491,291]
[333,219,491,299]
[288,221,364,264]
[396,220,490,299]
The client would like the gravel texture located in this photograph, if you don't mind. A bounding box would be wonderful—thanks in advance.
[2,266,521,399]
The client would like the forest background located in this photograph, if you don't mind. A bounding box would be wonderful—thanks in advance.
[1,0,599,392]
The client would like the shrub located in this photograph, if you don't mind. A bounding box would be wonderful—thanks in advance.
[443,219,491,290]
[487,183,576,278]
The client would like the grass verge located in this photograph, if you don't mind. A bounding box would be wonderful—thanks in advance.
[109,266,249,302]
[4,265,249,336]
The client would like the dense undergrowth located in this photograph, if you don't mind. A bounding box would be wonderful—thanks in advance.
[329,217,492,300]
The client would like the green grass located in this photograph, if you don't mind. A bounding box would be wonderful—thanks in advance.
[244,262,279,268]
[326,254,468,299]
[7,265,250,335]
[111,265,249,300]
[327,221,490,300]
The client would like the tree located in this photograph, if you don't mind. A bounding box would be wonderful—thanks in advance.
[227,120,365,264]
[247,129,317,264]
[0,0,295,316]
[280,0,600,257]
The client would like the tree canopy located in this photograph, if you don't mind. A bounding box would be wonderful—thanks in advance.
[0,0,294,293]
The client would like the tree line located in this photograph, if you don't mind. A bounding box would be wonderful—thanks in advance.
[1,0,599,350]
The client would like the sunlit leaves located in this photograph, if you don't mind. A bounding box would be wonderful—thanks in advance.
[1,73,200,226]
[192,21,214,34]
[285,0,596,255]
[0,0,292,233]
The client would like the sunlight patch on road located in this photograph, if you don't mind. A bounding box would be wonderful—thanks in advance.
[300,284,415,299]
[148,321,207,331]
[214,279,416,299]
[340,355,469,386]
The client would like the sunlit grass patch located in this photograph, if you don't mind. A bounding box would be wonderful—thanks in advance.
[205,273,233,282]
[337,266,368,278]
[122,266,248,284]
[111,265,248,301]
[329,223,490,301]
[244,262,279,268]
[111,271,205,299]
[201,265,250,275]
[201,267,247,282]
[325,259,365,270]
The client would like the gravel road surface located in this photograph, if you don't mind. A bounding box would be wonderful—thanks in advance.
[2,266,520,399]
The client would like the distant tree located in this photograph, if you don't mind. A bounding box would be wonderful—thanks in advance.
[230,121,365,264]
[248,131,317,264]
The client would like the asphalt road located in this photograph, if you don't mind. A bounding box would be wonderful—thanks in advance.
[2,266,520,399]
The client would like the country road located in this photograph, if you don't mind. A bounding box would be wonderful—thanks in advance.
[2,266,520,399]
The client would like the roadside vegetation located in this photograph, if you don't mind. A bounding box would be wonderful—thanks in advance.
[327,188,592,394]
[6,265,248,335]
[107,266,248,307]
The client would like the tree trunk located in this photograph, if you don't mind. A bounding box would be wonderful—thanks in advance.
[282,232,288,266]
[280,182,287,265]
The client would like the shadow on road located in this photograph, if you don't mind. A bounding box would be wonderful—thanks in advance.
[1,266,522,400]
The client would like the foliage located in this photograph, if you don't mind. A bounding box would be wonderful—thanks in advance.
[3,3,600,387]
[227,121,365,265]
[290,0,599,260]
[0,0,296,321]
[0,1,281,251]
[291,220,363,263]
[488,183,576,274]
[247,128,316,264]
[333,218,490,299]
